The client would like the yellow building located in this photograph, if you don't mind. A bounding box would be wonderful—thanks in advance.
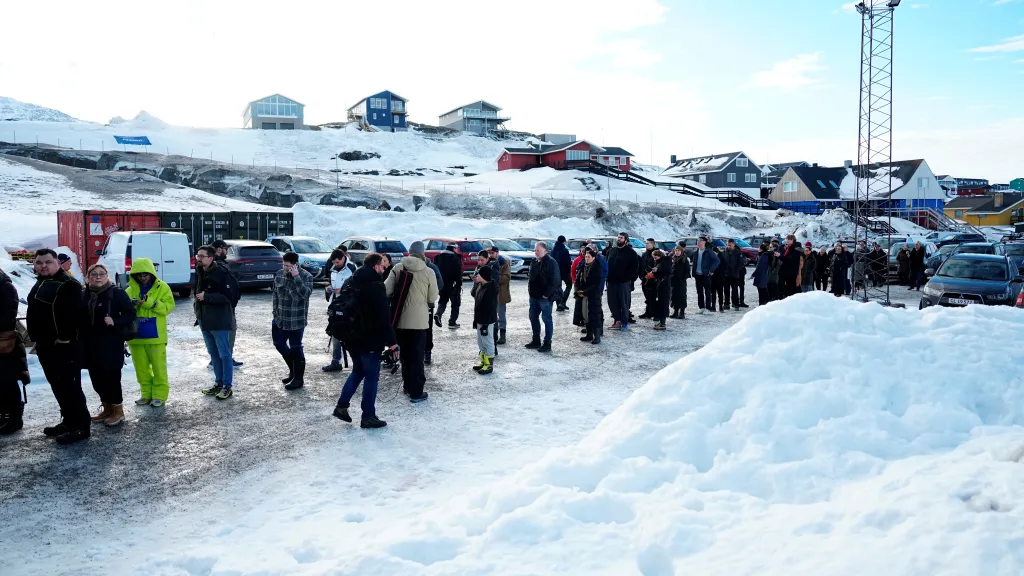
[943,192,1024,227]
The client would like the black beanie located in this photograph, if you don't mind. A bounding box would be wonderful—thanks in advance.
[478,266,492,281]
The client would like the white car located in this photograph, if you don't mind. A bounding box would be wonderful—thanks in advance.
[478,238,535,276]
[98,231,194,298]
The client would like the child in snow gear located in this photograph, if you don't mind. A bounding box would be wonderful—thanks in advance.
[0,268,29,435]
[81,264,136,426]
[194,246,238,400]
[125,258,175,408]
[273,252,314,391]
[472,264,498,375]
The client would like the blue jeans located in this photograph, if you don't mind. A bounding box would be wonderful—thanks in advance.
[910,270,924,289]
[202,330,233,388]
[338,351,381,418]
[271,322,305,358]
[801,283,814,292]
[529,297,554,343]
[497,302,507,330]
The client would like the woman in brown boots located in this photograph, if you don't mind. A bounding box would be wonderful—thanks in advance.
[80,264,136,427]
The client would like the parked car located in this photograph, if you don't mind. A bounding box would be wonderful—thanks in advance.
[98,231,194,298]
[595,236,644,256]
[422,238,485,274]
[220,239,283,290]
[266,235,333,280]
[512,237,556,251]
[338,237,408,266]
[655,240,679,253]
[925,244,959,271]
[887,241,937,281]
[1004,242,1024,270]
[919,254,1024,309]
[933,232,987,248]
[743,234,778,247]
[568,238,608,255]
[716,237,759,265]
[950,241,1006,257]
[477,238,535,275]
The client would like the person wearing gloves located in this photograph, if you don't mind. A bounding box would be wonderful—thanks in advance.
[471,265,498,375]
[80,263,136,426]
[125,257,176,408]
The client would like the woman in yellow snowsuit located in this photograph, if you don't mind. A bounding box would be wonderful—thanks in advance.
[124,258,176,407]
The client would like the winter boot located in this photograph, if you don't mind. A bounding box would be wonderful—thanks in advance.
[591,330,602,345]
[55,428,90,445]
[424,351,432,365]
[669,310,678,319]
[478,356,494,375]
[104,404,125,427]
[0,409,23,435]
[321,362,343,373]
[580,328,594,342]
[360,415,388,429]
[333,402,352,422]
[91,403,111,423]
[43,422,69,438]
[285,353,306,390]
[654,322,667,331]
[524,338,541,349]
[281,355,294,384]
[497,329,506,345]
[473,351,485,371]
[538,341,552,353]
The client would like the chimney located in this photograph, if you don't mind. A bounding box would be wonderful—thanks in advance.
[670,154,677,164]
[844,160,853,169]
[812,163,818,168]
[994,192,1004,209]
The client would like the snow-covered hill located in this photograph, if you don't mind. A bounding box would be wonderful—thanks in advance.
[0,96,79,123]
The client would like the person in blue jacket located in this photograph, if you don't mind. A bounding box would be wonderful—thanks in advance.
[691,237,721,314]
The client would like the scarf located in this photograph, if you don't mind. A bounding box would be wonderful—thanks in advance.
[87,283,114,325]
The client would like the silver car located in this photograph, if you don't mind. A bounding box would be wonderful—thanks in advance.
[478,238,535,275]
[337,236,408,266]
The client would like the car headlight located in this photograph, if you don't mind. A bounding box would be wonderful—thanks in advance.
[922,285,941,297]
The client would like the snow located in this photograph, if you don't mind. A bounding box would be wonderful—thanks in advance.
[108,110,169,129]
[0,96,78,123]
[660,154,734,178]
[838,167,906,200]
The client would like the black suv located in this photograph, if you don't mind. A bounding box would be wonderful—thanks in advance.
[919,253,1024,309]
[949,242,1006,257]
[933,232,987,248]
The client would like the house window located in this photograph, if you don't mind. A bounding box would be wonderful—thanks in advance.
[817,180,826,188]
[373,113,377,120]
[699,175,707,184]
[736,158,749,168]
[745,173,757,183]
[393,115,399,124]
[727,173,736,182]
[829,180,838,188]
[502,154,508,162]
[619,157,628,165]
[566,150,589,161]
[783,181,798,193]
[370,98,387,109]
[954,210,963,217]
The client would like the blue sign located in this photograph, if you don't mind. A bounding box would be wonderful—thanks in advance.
[114,136,152,146]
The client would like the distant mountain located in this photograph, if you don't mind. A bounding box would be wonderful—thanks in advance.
[0,96,79,123]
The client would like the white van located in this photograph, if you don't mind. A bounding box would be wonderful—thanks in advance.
[98,231,195,298]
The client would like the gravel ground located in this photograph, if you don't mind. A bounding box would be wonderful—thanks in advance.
[0,275,923,574]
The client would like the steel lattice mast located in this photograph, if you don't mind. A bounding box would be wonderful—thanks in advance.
[852,0,900,306]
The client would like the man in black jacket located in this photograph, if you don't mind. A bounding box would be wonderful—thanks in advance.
[210,239,243,367]
[195,245,239,400]
[26,249,89,444]
[605,232,640,330]
[908,241,927,291]
[333,253,398,429]
[722,240,747,310]
[691,238,720,313]
[551,236,573,312]
[433,243,463,329]
[638,238,657,319]
[525,242,561,352]
[0,268,29,435]
[778,235,804,298]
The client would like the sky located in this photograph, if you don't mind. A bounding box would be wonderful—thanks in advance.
[0,0,1022,181]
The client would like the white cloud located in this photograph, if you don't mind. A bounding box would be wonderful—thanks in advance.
[839,2,860,11]
[970,34,1024,53]
[994,0,1023,5]
[749,53,828,91]
[594,39,663,68]
[911,3,928,8]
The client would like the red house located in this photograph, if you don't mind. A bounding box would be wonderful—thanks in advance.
[497,140,596,171]
[589,146,633,171]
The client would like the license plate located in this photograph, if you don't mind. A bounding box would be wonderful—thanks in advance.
[947,298,972,305]
[257,274,274,280]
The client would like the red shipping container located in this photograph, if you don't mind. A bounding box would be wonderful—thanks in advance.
[58,210,162,269]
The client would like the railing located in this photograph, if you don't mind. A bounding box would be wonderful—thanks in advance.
[463,110,509,121]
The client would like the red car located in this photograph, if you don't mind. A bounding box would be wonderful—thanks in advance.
[422,238,486,273]
[714,237,759,266]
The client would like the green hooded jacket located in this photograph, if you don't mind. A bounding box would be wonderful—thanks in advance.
[125,258,176,345]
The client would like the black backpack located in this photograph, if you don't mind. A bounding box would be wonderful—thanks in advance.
[326,279,363,345]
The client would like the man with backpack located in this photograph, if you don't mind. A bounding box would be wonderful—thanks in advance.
[323,248,358,373]
[332,253,398,429]
[195,245,239,400]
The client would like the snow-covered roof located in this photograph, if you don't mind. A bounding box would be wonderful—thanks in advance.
[661,151,759,178]
[500,140,596,158]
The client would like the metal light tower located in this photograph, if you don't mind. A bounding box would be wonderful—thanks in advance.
[852,0,900,305]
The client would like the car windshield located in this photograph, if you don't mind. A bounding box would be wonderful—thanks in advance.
[938,258,1008,281]
[516,239,538,249]
[731,238,752,248]
[238,246,281,258]
[459,241,484,253]
[888,243,907,256]
[1004,244,1024,256]
[491,239,525,251]
[589,240,608,251]
[289,238,332,253]
[376,241,407,253]
[629,238,645,249]
[711,239,727,249]
[956,245,995,254]
[938,245,957,255]
[875,237,906,250]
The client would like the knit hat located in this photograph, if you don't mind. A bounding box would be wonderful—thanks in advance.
[477,265,492,281]
[409,241,425,255]
[805,242,813,248]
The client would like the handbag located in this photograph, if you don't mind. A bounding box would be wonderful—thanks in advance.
[0,330,16,355]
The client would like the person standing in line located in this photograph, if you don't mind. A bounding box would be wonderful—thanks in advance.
[751,243,771,305]
[638,238,658,320]
[333,253,398,429]
[830,243,854,297]
[691,238,719,314]
[767,245,783,302]
[80,264,136,427]
[524,241,561,352]
[710,244,730,313]
[385,241,439,403]
[669,243,690,319]
[210,239,243,368]
[645,249,672,330]
[578,247,604,344]
[909,241,927,291]
[424,252,442,366]
[490,247,512,346]
[323,248,357,372]
[896,244,911,286]
[26,249,89,444]
[814,247,831,292]
[195,246,238,400]
[0,267,29,435]
[380,253,394,279]
[126,258,175,408]
[273,252,314,391]
[852,240,869,291]
[722,239,746,311]
[778,235,804,298]
[432,243,463,330]
[471,265,498,375]
[801,244,817,293]
[551,236,573,312]
[605,232,640,331]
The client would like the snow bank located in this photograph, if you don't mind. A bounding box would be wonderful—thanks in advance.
[0,96,79,123]
[285,294,1024,575]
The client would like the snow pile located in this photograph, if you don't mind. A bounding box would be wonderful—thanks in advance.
[305,294,1024,575]
[110,110,169,129]
[0,96,79,123]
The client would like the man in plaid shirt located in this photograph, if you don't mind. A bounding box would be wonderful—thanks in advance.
[273,252,314,391]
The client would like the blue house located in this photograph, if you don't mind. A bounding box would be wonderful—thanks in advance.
[346,90,408,132]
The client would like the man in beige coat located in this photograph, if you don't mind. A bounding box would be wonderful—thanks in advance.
[385,241,439,403]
